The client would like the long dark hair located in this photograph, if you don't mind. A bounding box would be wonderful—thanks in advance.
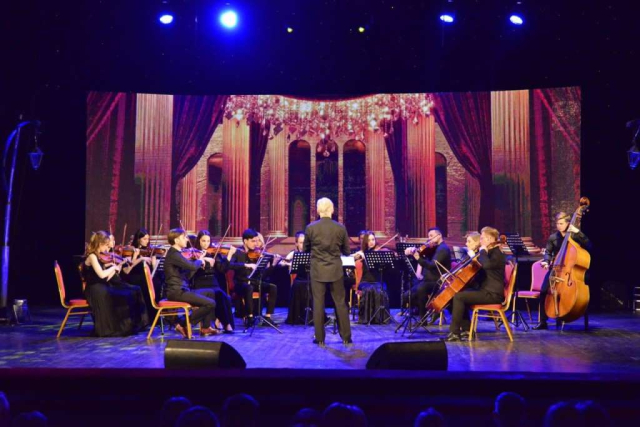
[196,230,211,250]
[361,232,377,252]
[132,228,150,248]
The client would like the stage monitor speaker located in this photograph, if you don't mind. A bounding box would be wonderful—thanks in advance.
[164,340,246,369]
[366,341,448,370]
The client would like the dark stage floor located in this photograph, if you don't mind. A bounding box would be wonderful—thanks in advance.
[1,307,639,373]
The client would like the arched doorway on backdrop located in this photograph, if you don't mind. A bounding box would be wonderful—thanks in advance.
[343,139,366,236]
[288,140,311,236]
[207,153,223,236]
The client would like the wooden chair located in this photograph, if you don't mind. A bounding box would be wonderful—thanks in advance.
[469,262,518,342]
[511,259,545,323]
[226,270,261,319]
[144,264,193,340]
[54,261,92,338]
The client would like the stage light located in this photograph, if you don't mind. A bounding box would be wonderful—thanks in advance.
[509,14,524,25]
[358,26,365,33]
[220,10,238,29]
[287,27,293,33]
[159,14,174,25]
[439,14,454,23]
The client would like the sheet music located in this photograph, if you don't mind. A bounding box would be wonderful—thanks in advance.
[341,255,356,267]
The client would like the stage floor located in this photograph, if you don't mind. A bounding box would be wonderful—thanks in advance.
[1,307,639,372]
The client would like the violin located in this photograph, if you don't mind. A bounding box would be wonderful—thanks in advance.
[181,247,205,260]
[139,246,166,257]
[98,251,130,265]
[417,237,439,258]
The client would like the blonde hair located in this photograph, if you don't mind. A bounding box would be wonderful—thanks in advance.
[465,231,481,243]
[481,226,499,242]
[168,228,186,245]
[85,231,110,256]
[317,197,334,217]
[555,212,571,222]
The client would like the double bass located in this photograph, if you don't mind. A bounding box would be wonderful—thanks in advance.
[545,197,591,323]
[427,235,506,313]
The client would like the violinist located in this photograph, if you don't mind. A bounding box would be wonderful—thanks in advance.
[447,226,506,342]
[83,231,148,337]
[403,227,452,321]
[284,231,312,325]
[353,232,391,324]
[121,229,158,311]
[228,228,278,327]
[534,212,591,330]
[192,230,235,333]
[163,228,219,337]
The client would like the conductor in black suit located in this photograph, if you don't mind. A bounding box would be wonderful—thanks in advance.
[303,197,353,347]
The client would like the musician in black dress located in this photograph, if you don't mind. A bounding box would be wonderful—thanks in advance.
[354,232,390,324]
[284,231,311,325]
[163,228,218,337]
[122,228,158,314]
[192,230,235,333]
[303,197,352,347]
[227,228,278,326]
[447,227,506,342]
[83,231,148,337]
[534,212,591,330]
[403,227,452,320]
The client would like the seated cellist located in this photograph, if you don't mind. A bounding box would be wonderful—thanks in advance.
[534,212,591,330]
[447,226,506,342]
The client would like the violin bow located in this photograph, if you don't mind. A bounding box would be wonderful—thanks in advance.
[378,233,399,250]
[211,224,232,260]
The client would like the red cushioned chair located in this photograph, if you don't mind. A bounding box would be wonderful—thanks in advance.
[54,261,92,338]
[144,263,193,340]
[511,259,546,323]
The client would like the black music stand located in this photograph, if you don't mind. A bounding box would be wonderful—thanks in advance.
[505,233,529,261]
[395,243,421,315]
[395,254,422,336]
[290,252,313,327]
[245,254,283,336]
[363,251,396,325]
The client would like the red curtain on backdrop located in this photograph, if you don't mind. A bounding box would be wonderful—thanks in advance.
[170,95,229,228]
[86,92,137,238]
[249,121,271,230]
[433,92,495,228]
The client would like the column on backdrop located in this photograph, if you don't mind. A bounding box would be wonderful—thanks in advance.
[491,90,532,236]
[178,167,198,232]
[366,129,387,235]
[134,94,173,237]
[406,115,437,237]
[268,130,287,236]
[222,118,251,236]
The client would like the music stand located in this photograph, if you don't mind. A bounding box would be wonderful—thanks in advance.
[363,251,396,325]
[245,254,283,336]
[290,252,313,327]
[505,233,529,261]
[395,254,421,335]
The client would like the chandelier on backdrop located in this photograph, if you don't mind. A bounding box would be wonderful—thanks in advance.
[224,93,435,141]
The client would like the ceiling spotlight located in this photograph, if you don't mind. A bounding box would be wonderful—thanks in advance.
[287,27,293,33]
[509,14,524,25]
[159,14,174,25]
[220,10,238,29]
[440,0,455,24]
[358,26,366,33]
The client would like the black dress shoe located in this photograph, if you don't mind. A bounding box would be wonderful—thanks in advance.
[223,329,235,334]
[533,322,548,330]
[313,339,326,348]
[460,331,471,341]
[445,332,461,342]
[264,316,278,326]
[342,338,353,347]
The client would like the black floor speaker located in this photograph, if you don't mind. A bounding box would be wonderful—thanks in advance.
[164,340,247,369]
[366,341,448,370]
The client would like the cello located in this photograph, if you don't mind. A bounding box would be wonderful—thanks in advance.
[427,235,506,313]
[544,197,591,323]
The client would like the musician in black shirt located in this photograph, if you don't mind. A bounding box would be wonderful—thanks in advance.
[447,227,506,342]
[228,229,278,326]
[534,212,591,330]
[404,227,452,320]
[163,228,218,337]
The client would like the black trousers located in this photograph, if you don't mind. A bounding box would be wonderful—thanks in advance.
[166,289,216,329]
[311,277,352,342]
[407,279,439,318]
[194,288,234,328]
[449,289,504,333]
[236,280,277,316]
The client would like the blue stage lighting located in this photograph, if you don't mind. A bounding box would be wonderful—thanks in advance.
[220,10,238,28]
[159,14,174,25]
[440,14,455,23]
[509,14,524,25]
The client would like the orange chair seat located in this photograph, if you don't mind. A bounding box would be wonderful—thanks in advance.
[517,291,540,298]
[158,300,191,308]
[69,299,89,306]
[471,304,503,310]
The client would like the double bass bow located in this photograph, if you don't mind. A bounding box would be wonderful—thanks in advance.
[545,197,591,323]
